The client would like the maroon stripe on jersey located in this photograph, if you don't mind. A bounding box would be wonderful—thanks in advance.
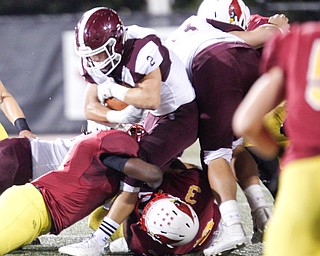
[120,35,171,83]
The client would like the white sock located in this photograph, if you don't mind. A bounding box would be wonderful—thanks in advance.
[243,184,267,212]
[93,216,120,246]
[219,200,242,226]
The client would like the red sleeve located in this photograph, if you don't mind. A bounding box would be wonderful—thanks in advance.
[247,14,269,31]
[259,31,287,73]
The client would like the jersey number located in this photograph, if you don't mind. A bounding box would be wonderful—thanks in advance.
[147,56,155,66]
[306,39,320,111]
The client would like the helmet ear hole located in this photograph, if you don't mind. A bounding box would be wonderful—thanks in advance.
[141,193,199,247]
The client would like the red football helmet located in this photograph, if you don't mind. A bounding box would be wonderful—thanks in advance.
[141,193,199,247]
[75,7,125,75]
[197,0,250,30]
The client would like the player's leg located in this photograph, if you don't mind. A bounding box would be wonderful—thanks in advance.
[88,199,124,242]
[0,183,51,255]
[233,144,273,243]
[263,156,320,256]
[139,100,198,171]
[193,45,248,255]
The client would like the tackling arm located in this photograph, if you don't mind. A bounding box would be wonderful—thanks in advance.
[230,14,290,49]
[101,155,163,189]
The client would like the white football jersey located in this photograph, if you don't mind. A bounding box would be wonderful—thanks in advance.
[83,25,195,116]
[165,15,244,78]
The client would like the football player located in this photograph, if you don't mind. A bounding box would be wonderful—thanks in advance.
[58,7,198,255]
[233,21,320,256]
[120,160,221,255]
[198,1,290,200]
[164,0,289,254]
[0,80,36,140]
[0,129,162,255]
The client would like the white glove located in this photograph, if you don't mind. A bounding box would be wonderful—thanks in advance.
[97,78,129,103]
[97,77,114,104]
[106,105,144,124]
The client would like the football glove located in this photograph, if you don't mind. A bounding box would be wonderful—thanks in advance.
[97,78,129,103]
[106,105,144,124]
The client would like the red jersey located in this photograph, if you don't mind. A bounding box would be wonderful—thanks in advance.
[261,22,320,165]
[32,130,138,234]
[126,167,221,255]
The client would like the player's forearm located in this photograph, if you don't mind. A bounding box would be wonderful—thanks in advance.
[84,101,115,124]
[230,25,283,49]
[0,94,26,124]
[123,86,160,110]
[244,127,279,160]
[124,158,163,188]
[102,156,163,188]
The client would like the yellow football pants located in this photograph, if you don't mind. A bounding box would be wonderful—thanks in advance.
[263,155,320,256]
[0,183,51,255]
[0,123,8,140]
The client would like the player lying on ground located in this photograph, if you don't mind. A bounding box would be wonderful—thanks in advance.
[0,129,162,255]
[60,159,221,255]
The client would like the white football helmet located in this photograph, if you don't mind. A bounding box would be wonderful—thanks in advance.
[197,0,250,30]
[141,193,199,247]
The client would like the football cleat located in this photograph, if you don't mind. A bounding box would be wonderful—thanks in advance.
[251,206,272,243]
[203,221,247,256]
[58,234,106,256]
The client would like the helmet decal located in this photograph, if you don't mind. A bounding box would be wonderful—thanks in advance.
[229,0,242,24]
[197,0,250,30]
[140,193,199,247]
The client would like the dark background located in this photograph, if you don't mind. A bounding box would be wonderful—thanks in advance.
[0,0,319,21]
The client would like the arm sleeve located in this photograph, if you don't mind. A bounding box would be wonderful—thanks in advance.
[100,154,130,173]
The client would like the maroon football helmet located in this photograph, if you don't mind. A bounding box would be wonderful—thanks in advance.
[75,7,125,75]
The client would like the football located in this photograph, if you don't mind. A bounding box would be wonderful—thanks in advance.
[105,97,128,110]
[104,81,130,110]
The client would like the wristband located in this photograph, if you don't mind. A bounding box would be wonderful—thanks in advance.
[106,110,122,124]
[110,83,129,102]
[14,118,31,132]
